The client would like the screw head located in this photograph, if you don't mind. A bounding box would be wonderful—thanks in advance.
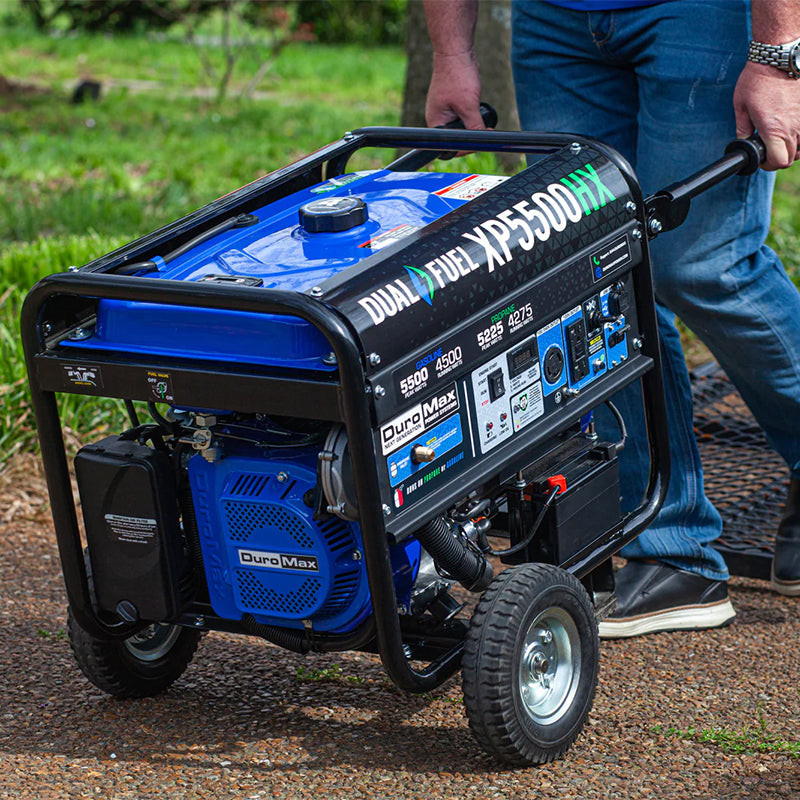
[309,286,323,297]
[322,352,337,365]
[68,265,79,273]
[554,391,563,404]
[41,322,52,336]
[382,503,392,517]
[632,337,644,350]
[570,142,582,154]
[648,217,663,235]
[625,201,637,214]
[368,352,381,367]
[277,471,289,483]
[631,227,643,240]
[67,326,92,341]
[374,384,386,398]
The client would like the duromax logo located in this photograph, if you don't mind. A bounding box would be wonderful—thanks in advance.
[355,162,616,327]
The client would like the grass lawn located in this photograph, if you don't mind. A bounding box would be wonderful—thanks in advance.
[1,19,800,459]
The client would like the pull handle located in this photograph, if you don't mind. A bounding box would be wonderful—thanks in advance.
[386,103,498,172]
[644,133,766,238]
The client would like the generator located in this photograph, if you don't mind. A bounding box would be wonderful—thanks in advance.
[22,125,764,766]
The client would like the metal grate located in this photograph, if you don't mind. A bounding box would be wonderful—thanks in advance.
[691,362,789,580]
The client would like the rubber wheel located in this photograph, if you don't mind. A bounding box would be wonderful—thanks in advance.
[67,609,202,698]
[462,563,599,765]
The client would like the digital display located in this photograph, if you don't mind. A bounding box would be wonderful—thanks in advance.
[508,345,535,377]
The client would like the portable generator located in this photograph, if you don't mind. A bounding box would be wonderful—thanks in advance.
[22,125,765,765]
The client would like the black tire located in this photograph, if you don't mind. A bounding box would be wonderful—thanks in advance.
[462,563,599,765]
[67,609,202,698]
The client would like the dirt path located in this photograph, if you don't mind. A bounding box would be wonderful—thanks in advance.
[0,460,798,799]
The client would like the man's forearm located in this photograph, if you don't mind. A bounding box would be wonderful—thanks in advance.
[424,0,479,55]
[750,0,800,42]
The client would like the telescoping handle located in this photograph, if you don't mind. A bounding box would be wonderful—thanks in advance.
[386,102,499,172]
[644,133,767,238]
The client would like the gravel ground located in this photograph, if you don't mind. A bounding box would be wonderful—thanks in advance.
[1,458,798,799]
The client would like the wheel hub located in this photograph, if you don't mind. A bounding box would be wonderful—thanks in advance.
[518,607,581,725]
[124,623,182,662]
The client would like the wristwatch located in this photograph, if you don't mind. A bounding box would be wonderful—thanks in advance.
[747,36,800,79]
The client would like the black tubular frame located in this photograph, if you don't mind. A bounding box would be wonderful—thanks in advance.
[22,127,673,693]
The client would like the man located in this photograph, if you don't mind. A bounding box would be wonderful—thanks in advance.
[425,0,800,637]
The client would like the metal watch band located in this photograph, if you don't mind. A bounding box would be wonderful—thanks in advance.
[747,38,800,78]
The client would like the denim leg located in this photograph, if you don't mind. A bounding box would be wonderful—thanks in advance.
[630,2,800,480]
[510,0,800,578]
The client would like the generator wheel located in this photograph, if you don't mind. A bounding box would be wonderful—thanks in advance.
[67,609,202,698]
[462,563,599,765]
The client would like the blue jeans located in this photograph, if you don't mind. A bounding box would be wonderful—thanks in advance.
[512,0,800,580]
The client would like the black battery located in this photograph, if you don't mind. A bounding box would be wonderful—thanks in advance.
[504,443,621,566]
[75,435,192,622]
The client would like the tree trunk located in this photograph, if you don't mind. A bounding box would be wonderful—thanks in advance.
[401,0,522,170]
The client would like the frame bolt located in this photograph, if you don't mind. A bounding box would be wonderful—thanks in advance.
[194,616,205,627]
[67,326,92,341]
[625,201,637,215]
[374,384,386,398]
[368,352,381,367]
[631,227,643,241]
[322,352,337,365]
[648,217,663,236]
[569,142,582,154]
[382,504,392,517]
[68,265,79,272]
[309,286,323,297]
[632,337,644,350]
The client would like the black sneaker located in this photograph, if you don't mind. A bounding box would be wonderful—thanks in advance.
[598,560,735,639]
[771,477,800,596]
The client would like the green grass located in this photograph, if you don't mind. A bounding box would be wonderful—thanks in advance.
[295,662,365,685]
[657,704,800,758]
[2,19,800,461]
[0,21,407,458]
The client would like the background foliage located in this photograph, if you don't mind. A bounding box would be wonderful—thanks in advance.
[1,0,799,461]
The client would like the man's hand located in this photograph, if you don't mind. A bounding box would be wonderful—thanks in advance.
[734,61,800,170]
[423,0,485,130]
[425,50,485,129]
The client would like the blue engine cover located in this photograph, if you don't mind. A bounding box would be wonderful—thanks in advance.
[188,449,420,633]
[62,170,504,370]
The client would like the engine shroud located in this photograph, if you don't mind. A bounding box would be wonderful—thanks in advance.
[189,453,372,632]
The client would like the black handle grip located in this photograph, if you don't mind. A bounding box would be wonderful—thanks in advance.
[724,133,767,175]
[386,103,499,171]
[437,102,498,132]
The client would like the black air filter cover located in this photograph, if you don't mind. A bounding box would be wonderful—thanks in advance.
[75,435,192,622]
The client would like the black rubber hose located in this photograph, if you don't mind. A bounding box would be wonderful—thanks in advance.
[178,473,208,603]
[243,614,311,654]
[416,516,493,592]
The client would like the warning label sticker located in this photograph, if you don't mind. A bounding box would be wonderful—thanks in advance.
[359,223,419,251]
[433,174,508,201]
[105,514,157,545]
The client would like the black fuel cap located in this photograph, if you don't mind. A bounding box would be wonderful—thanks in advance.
[299,196,368,233]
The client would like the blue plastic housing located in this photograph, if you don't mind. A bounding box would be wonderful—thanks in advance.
[65,170,483,370]
[188,446,421,632]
